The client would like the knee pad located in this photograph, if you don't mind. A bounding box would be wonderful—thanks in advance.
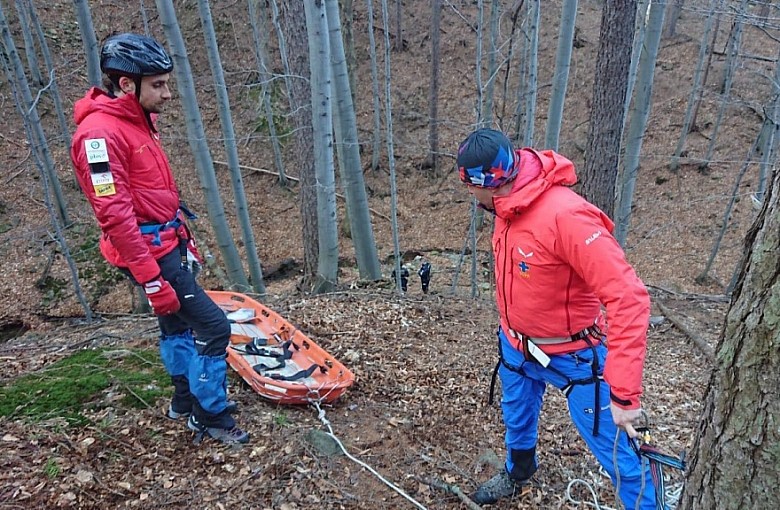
[159,330,197,376]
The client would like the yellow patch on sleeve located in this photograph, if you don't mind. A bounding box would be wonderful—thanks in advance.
[94,183,116,197]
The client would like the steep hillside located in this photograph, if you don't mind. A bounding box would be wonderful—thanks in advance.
[0,1,766,508]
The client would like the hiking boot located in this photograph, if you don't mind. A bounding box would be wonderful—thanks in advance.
[166,400,237,421]
[187,415,249,444]
[471,470,528,505]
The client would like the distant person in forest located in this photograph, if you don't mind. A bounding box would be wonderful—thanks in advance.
[456,128,657,507]
[70,33,248,444]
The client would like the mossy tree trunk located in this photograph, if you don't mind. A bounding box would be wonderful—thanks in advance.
[680,166,780,509]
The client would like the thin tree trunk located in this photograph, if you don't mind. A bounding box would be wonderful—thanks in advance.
[523,0,540,146]
[670,0,721,172]
[155,0,249,290]
[700,0,747,171]
[140,0,151,35]
[756,45,780,204]
[615,0,664,246]
[340,0,356,105]
[197,0,265,295]
[581,0,637,219]
[475,0,484,127]
[545,0,577,150]
[622,0,649,140]
[14,0,42,85]
[325,0,381,281]
[696,134,759,285]
[393,0,402,51]
[26,0,70,148]
[72,0,101,87]
[247,0,287,186]
[663,0,683,38]
[499,0,525,130]
[482,0,500,127]
[381,0,402,293]
[366,0,383,172]
[428,0,441,173]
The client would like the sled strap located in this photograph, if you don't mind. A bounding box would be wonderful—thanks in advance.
[268,364,324,382]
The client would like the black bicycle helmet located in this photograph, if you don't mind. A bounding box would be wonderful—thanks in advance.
[100,33,173,77]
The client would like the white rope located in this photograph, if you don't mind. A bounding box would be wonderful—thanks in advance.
[311,402,428,510]
[565,477,618,510]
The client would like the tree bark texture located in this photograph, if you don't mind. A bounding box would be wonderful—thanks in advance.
[680,166,780,509]
[581,0,637,219]
[280,0,318,288]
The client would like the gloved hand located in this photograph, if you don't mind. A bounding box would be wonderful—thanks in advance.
[143,275,180,315]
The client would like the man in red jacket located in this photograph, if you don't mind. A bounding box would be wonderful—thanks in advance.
[457,128,656,507]
[71,33,248,444]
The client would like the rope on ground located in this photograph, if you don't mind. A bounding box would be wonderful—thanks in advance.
[565,477,618,510]
[311,401,428,510]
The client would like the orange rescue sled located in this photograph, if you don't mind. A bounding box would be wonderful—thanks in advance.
[207,290,355,404]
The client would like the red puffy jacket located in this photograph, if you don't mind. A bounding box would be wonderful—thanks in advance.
[71,88,183,285]
[493,148,650,409]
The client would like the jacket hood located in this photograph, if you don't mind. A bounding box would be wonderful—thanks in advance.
[493,148,577,218]
[73,87,147,127]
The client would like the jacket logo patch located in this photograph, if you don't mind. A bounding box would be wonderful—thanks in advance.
[517,261,530,278]
[94,183,116,197]
[517,247,534,258]
[585,230,603,245]
[135,144,149,154]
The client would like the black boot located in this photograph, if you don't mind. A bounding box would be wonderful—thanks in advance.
[167,375,194,420]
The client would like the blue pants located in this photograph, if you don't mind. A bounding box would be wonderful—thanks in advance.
[497,329,656,510]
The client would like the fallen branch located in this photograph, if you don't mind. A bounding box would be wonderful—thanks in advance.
[646,284,730,303]
[214,160,391,222]
[415,476,482,510]
[656,301,715,362]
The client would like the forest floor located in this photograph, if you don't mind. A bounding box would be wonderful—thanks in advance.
[0,0,766,508]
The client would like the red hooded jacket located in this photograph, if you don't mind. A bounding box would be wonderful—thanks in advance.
[493,148,650,409]
[71,87,183,285]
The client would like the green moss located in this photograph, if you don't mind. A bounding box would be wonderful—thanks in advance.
[0,348,169,426]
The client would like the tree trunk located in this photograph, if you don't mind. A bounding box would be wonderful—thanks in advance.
[700,0,747,171]
[14,0,42,86]
[280,0,318,288]
[680,167,780,510]
[155,0,249,290]
[663,0,683,38]
[0,7,69,227]
[670,0,721,172]
[197,0,266,295]
[615,0,664,246]
[305,0,338,293]
[325,0,381,281]
[581,0,637,219]
[482,0,500,127]
[340,0,356,106]
[544,0,577,150]
[247,0,287,185]
[366,0,383,172]
[26,0,70,148]
[522,0,539,146]
[428,0,441,173]
[72,0,101,87]
[1,4,90,320]
[381,0,403,292]
[393,0,402,51]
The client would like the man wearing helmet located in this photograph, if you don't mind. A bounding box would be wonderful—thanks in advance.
[70,33,249,444]
[457,128,656,507]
